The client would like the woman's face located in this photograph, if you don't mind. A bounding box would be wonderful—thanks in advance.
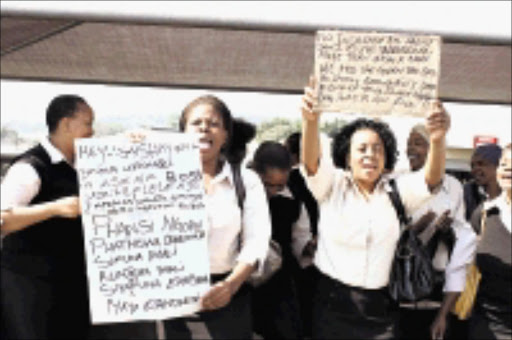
[497,147,512,191]
[184,104,227,164]
[349,128,386,190]
[470,154,497,186]
[260,167,289,198]
[406,131,429,171]
[68,103,95,140]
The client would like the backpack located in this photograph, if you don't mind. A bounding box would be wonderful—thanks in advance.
[387,178,436,303]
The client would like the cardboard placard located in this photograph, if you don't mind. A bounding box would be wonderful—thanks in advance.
[315,30,441,117]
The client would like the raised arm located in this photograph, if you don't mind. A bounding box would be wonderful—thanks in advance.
[424,100,451,191]
[301,76,322,176]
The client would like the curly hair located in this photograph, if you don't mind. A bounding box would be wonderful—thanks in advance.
[331,118,398,171]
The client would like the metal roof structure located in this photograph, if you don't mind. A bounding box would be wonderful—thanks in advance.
[1,3,511,104]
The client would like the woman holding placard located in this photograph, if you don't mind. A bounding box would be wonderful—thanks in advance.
[300,76,450,339]
[1,95,95,339]
[161,95,272,339]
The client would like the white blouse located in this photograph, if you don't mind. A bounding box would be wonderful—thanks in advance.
[1,138,66,210]
[204,163,271,275]
[303,157,431,289]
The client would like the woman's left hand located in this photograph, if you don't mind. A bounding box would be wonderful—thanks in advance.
[426,100,451,143]
[430,313,447,340]
[200,280,234,311]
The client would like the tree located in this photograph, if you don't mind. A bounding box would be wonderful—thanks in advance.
[320,118,347,137]
[256,118,301,142]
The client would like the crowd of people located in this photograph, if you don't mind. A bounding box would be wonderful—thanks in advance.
[0,78,510,340]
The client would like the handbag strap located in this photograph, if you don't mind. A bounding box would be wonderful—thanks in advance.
[231,162,246,211]
[387,178,410,228]
[479,208,487,237]
[231,162,246,251]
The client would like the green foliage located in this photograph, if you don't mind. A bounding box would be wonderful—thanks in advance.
[256,118,301,142]
[93,122,125,137]
[255,117,347,142]
[320,118,347,137]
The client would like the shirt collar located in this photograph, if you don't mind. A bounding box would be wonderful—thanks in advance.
[343,170,389,192]
[212,161,235,186]
[484,192,510,212]
[40,137,66,164]
[276,186,293,198]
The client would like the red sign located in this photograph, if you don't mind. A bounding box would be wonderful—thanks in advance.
[474,136,498,148]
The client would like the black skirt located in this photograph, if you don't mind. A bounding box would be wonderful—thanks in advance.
[312,268,397,340]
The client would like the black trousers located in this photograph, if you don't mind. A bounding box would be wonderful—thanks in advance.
[294,265,318,338]
[312,269,397,340]
[1,266,90,340]
[252,268,303,339]
[469,307,512,340]
[164,272,253,340]
[398,307,469,340]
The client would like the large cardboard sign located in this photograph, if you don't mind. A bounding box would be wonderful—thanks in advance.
[315,30,441,117]
[75,133,210,324]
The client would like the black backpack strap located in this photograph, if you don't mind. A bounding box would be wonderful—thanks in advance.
[387,178,410,228]
[231,161,246,251]
[231,162,246,211]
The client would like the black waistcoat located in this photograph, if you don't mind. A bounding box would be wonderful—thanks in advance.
[1,144,86,279]
[268,195,301,267]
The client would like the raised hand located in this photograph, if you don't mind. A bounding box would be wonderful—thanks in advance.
[426,100,450,143]
[301,75,321,123]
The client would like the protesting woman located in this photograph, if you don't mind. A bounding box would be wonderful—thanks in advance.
[162,95,271,339]
[469,143,511,340]
[300,77,451,339]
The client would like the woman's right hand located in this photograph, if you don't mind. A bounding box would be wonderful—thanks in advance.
[301,75,321,123]
[52,196,81,218]
[123,128,149,143]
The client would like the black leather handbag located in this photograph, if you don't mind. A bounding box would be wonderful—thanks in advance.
[387,179,435,303]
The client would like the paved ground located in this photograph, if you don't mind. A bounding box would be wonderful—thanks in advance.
[156,320,263,339]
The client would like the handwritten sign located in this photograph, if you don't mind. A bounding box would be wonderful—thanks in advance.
[75,133,210,324]
[315,30,441,116]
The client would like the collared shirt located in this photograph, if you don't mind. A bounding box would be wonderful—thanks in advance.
[303,157,431,289]
[275,186,313,268]
[1,138,66,209]
[409,174,477,293]
[205,162,271,275]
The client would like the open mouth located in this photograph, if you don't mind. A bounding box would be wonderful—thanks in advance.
[198,137,213,150]
[362,164,378,171]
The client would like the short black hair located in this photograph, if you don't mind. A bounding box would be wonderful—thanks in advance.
[331,118,398,171]
[179,95,233,156]
[284,132,301,157]
[46,94,88,134]
[252,141,292,174]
